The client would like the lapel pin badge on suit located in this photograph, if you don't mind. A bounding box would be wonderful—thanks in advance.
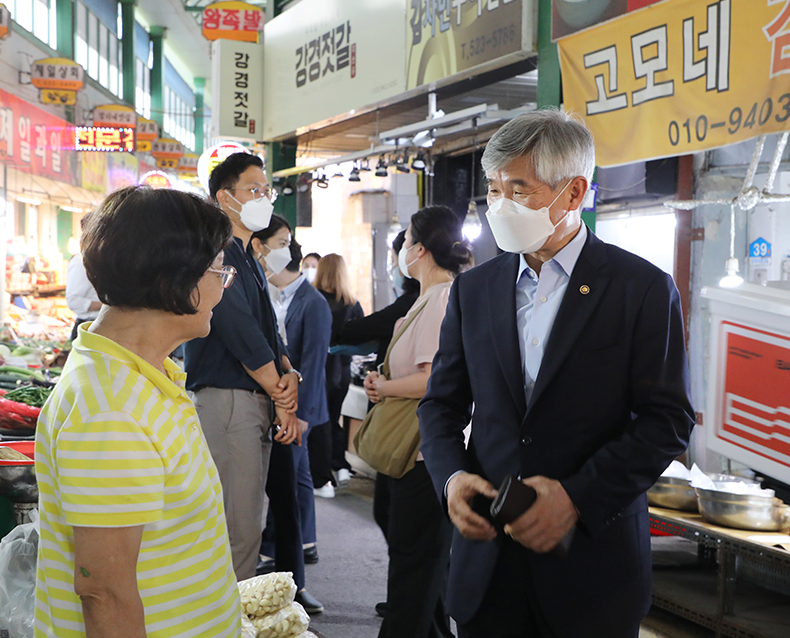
[579,285,590,295]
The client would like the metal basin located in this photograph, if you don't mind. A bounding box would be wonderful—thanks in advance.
[647,477,698,511]
[0,440,37,503]
[647,473,758,512]
[695,486,790,531]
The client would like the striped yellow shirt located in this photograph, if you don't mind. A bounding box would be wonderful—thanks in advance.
[34,326,241,638]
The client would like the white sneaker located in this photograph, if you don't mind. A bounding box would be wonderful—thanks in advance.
[337,468,351,485]
[314,482,335,498]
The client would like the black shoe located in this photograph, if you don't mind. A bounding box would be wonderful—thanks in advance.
[303,545,319,564]
[255,558,275,576]
[295,589,324,614]
[375,601,387,618]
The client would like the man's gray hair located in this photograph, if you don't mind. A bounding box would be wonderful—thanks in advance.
[481,108,595,188]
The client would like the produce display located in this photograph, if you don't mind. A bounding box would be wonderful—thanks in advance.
[238,573,311,638]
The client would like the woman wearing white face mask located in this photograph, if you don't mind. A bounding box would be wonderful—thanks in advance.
[249,215,293,278]
[361,205,473,638]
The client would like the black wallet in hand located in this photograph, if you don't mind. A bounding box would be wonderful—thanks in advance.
[489,474,574,559]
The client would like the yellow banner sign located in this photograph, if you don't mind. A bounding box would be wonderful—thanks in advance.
[40,89,76,106]
[558,0,790,167]
[30,58,84,91]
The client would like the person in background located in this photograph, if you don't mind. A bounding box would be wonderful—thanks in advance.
[35,186,241,638]
[310,254,364,497]
[65,218,102,340]
[248,219,326,615]
[302,252,321,284]
[418,109,695,638]
[185,152,301,581]
[336,229,420,620]
[364,206,472,638]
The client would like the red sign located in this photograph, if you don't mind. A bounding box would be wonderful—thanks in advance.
[718,321,790,468]
[0,87,75,185]
[75,127,135,153]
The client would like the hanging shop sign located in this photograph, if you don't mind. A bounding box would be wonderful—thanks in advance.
[558,0,790,167]
[150,138,185,169]
[81,151,108,193]
[211,37,264,140]
[140,170,173,189]
[74,127,135,153]
[0,4,10,41]
[0,87,75,185]
[178,153,199,180]
[197,142,250,192]
[93,104,137,128]
[406,0,536,91]
[136,118,159,153]
[551,0,664,41]
[262,0,405,141]
[30,58,84,106]
[202,1,264,43]
[107,152,139,191]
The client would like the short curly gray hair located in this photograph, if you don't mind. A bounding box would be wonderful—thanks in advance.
[481,108,595,188]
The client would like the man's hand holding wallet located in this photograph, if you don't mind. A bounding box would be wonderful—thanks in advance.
[447,472,578,556]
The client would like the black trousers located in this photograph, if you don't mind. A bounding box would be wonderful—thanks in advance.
[260,440,305,590]
[457,539,556,638]
[373,471,390,541]
[327,383,351,471]
[376,462,454,638]
[307,420,334,488]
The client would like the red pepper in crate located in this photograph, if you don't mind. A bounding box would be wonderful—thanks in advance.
[0,397,41,430]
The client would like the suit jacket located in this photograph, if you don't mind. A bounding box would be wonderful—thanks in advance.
[418,229,695,636]
[284,280,332,427]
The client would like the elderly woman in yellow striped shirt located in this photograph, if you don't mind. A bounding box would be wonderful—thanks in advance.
[34,186,241,638]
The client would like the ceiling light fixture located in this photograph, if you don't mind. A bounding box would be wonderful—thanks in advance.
[60,205,84,213]
[17,196,41,206]
[375,156,388,177]
[411,152,426,171]
[348,165,361,182]
[282,181,295,196]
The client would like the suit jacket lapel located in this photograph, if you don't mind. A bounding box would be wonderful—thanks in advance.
[285,280,308,327]
[528,230,610,412]
[488,253,527,415]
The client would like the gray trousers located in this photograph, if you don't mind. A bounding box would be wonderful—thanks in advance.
[194,387,272,581]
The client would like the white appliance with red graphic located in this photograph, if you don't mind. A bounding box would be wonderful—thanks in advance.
[702,283,790,484]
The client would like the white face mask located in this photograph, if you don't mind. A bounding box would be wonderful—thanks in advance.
[398,243,420,279]
[486,180,573,254]
[227,192,274,232]
[302,267,317,284]
[264,245,292,275]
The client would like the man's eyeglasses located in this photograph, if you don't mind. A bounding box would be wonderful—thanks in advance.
[207,265,237,289]
[229,186,278,203]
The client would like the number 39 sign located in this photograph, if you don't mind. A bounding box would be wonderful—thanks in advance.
[750,237,772,265]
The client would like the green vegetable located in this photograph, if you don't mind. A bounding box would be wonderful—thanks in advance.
[12,347,36,356]
[3,385,53,408]
[0,366,48,383]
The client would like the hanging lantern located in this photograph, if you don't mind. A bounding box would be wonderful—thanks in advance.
[140,170,173,189]
[197,142,250,192]
[150,138,185,170]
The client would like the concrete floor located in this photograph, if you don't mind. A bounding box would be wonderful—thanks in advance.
[302,475,713,638]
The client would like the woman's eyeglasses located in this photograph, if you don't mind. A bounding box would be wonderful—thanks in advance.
[207,265,237,289]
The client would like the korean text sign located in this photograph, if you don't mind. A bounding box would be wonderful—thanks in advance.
[407,0,531,91]
[211,38,264,140]
[0,88,75,184]
[202,1,264,43]
[558,0,790,167]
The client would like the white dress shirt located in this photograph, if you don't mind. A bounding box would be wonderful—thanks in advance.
[268,274,306,346]
[65,253,101,320]
[516,224,587,404]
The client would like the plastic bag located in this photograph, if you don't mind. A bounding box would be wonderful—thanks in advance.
[238,572,297,618]
[0,514,38,638]
[240,614,257,638]
[251,601,310,638]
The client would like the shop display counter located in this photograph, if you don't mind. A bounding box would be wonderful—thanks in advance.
[650,507,790,638]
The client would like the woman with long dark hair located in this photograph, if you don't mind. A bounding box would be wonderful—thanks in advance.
[363,205,473,638]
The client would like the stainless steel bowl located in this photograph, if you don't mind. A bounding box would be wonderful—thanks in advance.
[647,477,698,511]
[0,463,37,503]
[695,486,790,531]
